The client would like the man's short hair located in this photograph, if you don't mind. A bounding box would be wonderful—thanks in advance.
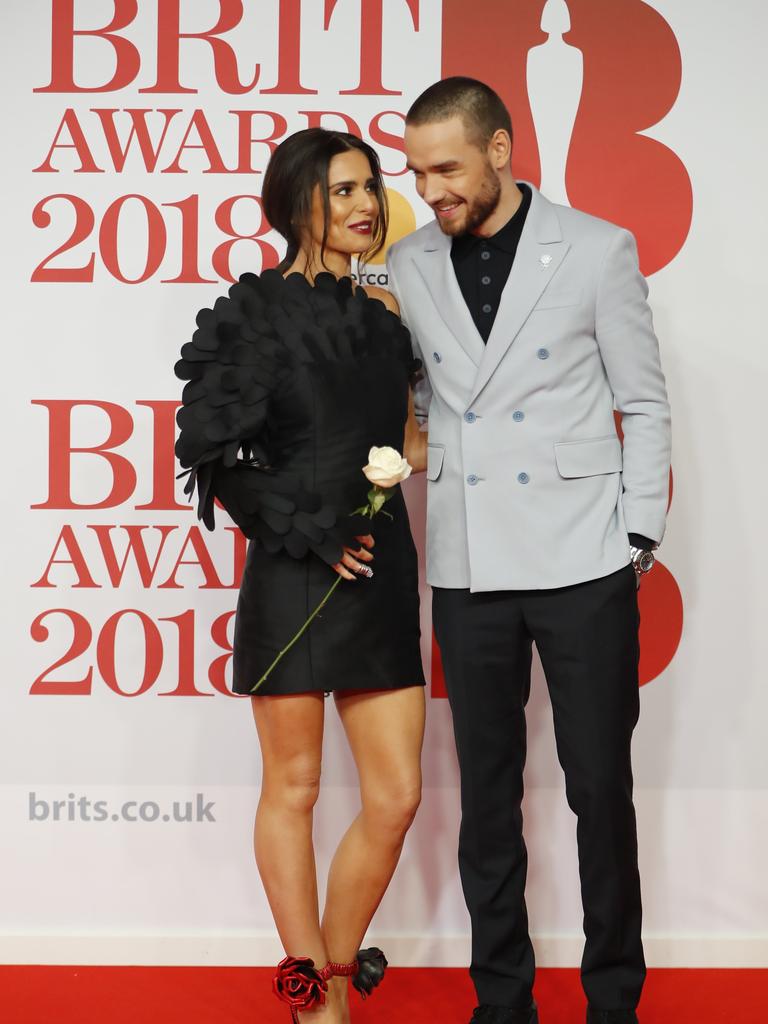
[406,76,513,150]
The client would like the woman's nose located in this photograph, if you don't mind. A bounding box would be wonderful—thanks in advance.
[358,190,377,213]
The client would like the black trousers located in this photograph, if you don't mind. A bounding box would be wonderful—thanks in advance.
[433,564,645,1012]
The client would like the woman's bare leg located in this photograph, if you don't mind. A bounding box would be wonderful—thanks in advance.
[321,686,426,1021]
[252,693,342,1023]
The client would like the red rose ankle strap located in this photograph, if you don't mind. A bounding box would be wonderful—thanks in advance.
[273,955,330,1021]
[327,958,359,977]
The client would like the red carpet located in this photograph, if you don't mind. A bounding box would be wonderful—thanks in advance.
[3,966,765,1023]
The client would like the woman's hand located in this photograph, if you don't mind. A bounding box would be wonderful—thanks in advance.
[333,534,375,580]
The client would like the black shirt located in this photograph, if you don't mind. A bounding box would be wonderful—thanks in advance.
[450,183,532,342]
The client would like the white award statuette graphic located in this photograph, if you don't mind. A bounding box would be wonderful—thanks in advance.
[527,0,584,207]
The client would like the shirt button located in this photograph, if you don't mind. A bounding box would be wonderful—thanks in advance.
[517,472,530,484]
[433,351,442,363]
[482,303,493,314]
[537,348,550,360]
[464,411,477,424]
[481,250,491,261]
[481,275,491,285]
[512,411,525,422]
[467,474,479,485]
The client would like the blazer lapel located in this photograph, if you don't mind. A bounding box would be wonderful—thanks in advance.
[470,187,570,404]
[411,224,486,368]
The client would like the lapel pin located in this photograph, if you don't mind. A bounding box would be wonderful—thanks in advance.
[539,254,553,268]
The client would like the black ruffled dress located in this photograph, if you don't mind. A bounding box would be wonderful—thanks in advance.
[175,270,426,696]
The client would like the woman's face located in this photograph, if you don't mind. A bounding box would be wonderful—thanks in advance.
[307,149,380,257]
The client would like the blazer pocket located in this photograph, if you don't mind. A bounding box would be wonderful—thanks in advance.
[426,443,445,481]
[554,435,623,478]
[534,288,582,310]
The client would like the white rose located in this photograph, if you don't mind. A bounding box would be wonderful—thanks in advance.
[363,446,412,489]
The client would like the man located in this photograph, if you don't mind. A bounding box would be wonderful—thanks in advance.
[387,77,671,1024]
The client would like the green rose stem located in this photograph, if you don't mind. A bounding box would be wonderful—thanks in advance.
[250,574,342,693]
[250,483,394,693]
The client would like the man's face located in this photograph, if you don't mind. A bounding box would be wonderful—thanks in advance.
[405,116,501,236]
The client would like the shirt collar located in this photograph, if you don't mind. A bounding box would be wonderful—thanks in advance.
[452,183,532,260]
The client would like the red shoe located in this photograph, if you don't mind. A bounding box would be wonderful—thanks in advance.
[273,955,333,1022]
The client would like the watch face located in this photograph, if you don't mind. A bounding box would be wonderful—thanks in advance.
[636,550,656,573]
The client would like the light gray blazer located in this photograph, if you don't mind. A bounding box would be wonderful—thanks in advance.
[387,185,671,591]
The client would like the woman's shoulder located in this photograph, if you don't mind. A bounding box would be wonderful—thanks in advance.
[361,284,400,317]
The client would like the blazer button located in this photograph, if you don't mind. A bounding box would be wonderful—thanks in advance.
[512,411,525,422]
[464,411,477,423]
[537,348,550,360]
[517,472,530,484]
[467,474,479,485]
[433,351,442,363]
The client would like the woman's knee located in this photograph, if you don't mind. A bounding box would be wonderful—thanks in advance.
[362,778,422,836]
[262,760,322,814]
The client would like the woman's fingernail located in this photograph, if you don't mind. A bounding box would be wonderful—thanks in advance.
[357,566,374,578]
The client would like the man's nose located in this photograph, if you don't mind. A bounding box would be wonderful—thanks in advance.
[422,177,445,206]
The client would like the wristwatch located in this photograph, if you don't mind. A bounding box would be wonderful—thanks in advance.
[630,545,655,581]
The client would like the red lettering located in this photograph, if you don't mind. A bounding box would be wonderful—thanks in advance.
[161,196,218,284]
[32,525,100,589]
[161,109,230,174]
[97,610,163,696]
[89,525,178,587]
[158,527,227,589]
[33,108,104,173]
[140,0,258,95]
[299,110,362,135]
[212,195,280,281]
[157,610,211,697]
[99,194,168,283]
[326,0,420,96]
[31,400,136,510]
[30,609,94,695]
[31,194,96,283]
[231,110,289,173]
[93,108,181,172]
[263,0,316,95]
[369,110,407,175]
[135,400,189,508]
[35,0,141,93]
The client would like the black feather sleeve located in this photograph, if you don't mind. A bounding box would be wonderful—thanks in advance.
[175,273,369,566]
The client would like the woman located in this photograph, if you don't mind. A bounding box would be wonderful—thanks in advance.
[174,128,427,1023]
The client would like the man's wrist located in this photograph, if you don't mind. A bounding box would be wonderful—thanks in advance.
[628,532,656,551]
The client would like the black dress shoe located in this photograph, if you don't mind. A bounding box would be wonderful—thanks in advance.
[470,1004,538,1024]
[586,1010,638,1024]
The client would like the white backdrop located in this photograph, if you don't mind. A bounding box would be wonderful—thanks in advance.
[2,0,767,968]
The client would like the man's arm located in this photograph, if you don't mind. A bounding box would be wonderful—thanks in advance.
[595,229,671,546]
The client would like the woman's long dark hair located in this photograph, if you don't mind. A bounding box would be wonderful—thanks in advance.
[262,128,389,274]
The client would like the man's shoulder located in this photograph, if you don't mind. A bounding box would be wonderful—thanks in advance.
[388,219,441,265]
[552,200,629,245]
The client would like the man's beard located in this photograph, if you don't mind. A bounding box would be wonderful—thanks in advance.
[437,165,501,237]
